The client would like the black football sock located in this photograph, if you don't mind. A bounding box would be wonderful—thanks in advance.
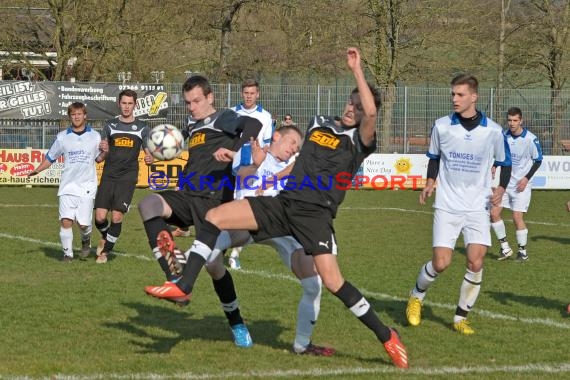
[212,270,244,326]
[103,222,122,252]
[197,220,222,249]
[334,281,391,343]
[176,252,206,294]
[143,217,170,248]
[95,220,109,239]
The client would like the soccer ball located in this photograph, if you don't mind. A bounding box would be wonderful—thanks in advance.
[147,124,185,161]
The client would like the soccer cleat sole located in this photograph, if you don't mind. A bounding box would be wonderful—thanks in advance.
[157,231,184,276]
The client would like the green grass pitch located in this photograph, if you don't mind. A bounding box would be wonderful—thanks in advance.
[0,187,569,379]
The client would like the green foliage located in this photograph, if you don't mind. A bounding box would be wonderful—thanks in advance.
[0,187,569,379]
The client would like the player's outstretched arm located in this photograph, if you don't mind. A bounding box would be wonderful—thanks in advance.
[347,47,377,147]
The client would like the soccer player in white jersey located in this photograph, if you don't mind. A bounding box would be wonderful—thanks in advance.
[28,102,105,262]
[405,74,512,335]
[491,107,542,261]
[229,79,275,269]
[210,125,334,355]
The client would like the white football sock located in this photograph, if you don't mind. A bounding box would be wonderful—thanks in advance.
[491,220,507,240]
[294,275,322,351]
[457,268,482,317]
[60,227,73,257]
[516,229,528,248]
[411,261,438,301]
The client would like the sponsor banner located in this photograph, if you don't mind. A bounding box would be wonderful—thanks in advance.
[0,148,187,187]
[494,155,570,189]
[0,81,169,120]
[359,154,429,190]
[2,149,569,190]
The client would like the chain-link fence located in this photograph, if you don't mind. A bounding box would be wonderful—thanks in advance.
[1,83,569,155]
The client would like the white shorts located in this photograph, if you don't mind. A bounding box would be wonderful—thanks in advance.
[433,209,491,249]
[500,186,531,212]
[259,236,304,270]
[59,195,94,226]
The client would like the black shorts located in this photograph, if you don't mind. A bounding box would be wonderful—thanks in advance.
[94,180,137,213]
[248,196,337,255]
[160,190,222,234]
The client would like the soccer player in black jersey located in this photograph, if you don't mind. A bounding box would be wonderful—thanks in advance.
[138,75,261,348]
[145,48,409,368]
[94,89,153,264]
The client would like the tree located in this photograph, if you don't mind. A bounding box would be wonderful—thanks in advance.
[359,0,442,152]
[527,0,570,154]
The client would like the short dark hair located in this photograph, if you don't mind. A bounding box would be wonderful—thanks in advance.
[507,107,522,118]
[118,89,137,102]
[283,114,293,120]
[67,102,86,116]
[182,75,212,96]
[351,83,382,111]
[275,124,302,139]
[451,74,478,93]
[241,79,259,90]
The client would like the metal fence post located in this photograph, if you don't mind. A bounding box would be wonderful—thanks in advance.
[404,86,408,153]
[490,87,494,119]
[317,84,321,115]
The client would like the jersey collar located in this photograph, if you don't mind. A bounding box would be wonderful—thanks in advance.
[506,128,527,138]
[235,103,263,112]
[450,111,488,127]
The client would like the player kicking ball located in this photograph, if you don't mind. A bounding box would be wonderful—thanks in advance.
[145,47,408,368]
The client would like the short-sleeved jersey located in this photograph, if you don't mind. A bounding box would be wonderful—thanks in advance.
[46,126,101,198]
[278,116,376,216]
[180,108,261,201]
[236,152,295,198]
[232,103,274,148]
[505,128,542,189]
[427,113,511,212]
[100,117,149,182]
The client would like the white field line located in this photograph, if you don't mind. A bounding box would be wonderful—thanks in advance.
[3,202,570,227]
[0,203,57,208]
[3,362,570,379]
[342,206,570,227]
[2,230,568,330]
[2,230,570,378]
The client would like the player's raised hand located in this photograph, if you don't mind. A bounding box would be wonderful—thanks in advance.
[251,137,266,167]
[346,47,361,71]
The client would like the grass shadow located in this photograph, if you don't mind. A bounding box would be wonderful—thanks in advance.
[40,246,64,261]
[105,301,288,353]
[485,290,567,316]
[368,297,451,336]
[531,234,570,245]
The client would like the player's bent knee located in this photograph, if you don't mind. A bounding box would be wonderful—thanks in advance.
[205,207,223,227]
[138,194,165,221]
[291,249,318,279]
[205,257,226,280]
[301,275,322,298]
